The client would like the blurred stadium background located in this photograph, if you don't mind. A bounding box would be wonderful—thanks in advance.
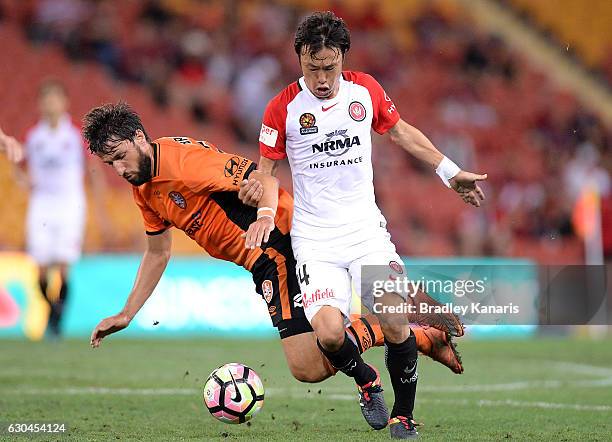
[0,0,611,440]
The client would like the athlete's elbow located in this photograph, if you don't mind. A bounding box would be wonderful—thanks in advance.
[147,247,172,263]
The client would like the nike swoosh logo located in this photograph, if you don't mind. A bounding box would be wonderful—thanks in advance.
[322,103,338,112]
[404,361,417,374]
[229,370,242,402]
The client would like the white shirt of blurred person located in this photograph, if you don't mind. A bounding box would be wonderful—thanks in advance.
[26,82,86,266]
[0,80,97,337]
[240,12,488,432]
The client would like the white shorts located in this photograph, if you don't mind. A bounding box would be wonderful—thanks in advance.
[26,196,86,266]
[293,217,406,324]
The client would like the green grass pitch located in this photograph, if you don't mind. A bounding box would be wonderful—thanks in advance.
[1,337,611,441]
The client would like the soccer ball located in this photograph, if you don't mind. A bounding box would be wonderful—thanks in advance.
[203,362,264,424]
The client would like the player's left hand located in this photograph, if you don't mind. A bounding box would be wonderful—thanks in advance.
[90,312,131,348]
[238,178,264,207]
[449,170,487,207]
[242,216,275,249]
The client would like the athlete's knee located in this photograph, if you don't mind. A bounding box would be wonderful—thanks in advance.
[311,307,345,351]
[380,320,410,344]
[315,327,346,351]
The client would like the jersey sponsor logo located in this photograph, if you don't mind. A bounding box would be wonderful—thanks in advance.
[308,156,364,169]
[224,156,241,177]
[169,191,187,209]
[259,123,279,147]
[224,156,250,186]
[311,129,361,157]
[349,101,366,122]
[299,112,318,135]
[383,91,397,113]
[185,209,203,237]
[321,103,338,112]
[302,288,335,309]
[262,280,274,304]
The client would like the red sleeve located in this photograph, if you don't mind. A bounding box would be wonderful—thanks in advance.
[344,71,400,134]
[132,186,170,235]
[259,82,300,160]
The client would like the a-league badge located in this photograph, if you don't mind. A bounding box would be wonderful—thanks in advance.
[299,112,318,135]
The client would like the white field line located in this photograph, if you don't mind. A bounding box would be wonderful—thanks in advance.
[3,373,612,397]
[3,387,609,413]
[549,361,612,378]
[3,378,611,396]
[1,387,200,395]
[418,398,612,412]
[2,360,609,382]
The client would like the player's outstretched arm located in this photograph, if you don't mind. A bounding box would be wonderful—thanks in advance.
[243,170,279,249]
[0,126,25,163]
[90,229,172,347]
[387,119,487,207]
[238,156,280,207]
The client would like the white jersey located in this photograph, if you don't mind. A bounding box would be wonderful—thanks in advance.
[25,114,85,200]
[259,71,400,240]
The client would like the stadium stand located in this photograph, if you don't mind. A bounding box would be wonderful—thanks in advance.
[0,0,610,263]
[506,0,612,79]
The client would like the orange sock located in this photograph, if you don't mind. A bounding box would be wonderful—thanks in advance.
[346,315,431,355]
[346,314,384,354]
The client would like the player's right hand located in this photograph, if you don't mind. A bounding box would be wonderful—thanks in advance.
[242,216,275,249]
[90,312,131,348]
[238,178,264,207]
[0,127,24,163]
[449,170,487,207]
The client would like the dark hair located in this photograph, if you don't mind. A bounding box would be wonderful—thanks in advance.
[294,11,350,58]
[39,78,67,97]
[82,102,150,155]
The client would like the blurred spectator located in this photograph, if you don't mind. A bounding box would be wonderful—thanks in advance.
[0,79,107,338]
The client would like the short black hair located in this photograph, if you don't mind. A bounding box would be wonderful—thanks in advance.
[294,11,350,59]
[82,102,150,155]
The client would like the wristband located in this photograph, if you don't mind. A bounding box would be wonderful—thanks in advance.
[435,156,461,188]
[257,214,274,221]
[257,207,276,215]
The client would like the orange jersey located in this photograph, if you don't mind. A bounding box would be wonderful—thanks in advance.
[132,136,293,270]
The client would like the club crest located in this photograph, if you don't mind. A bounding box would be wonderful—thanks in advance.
[169,191,186,209]
[262,280,274,303]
